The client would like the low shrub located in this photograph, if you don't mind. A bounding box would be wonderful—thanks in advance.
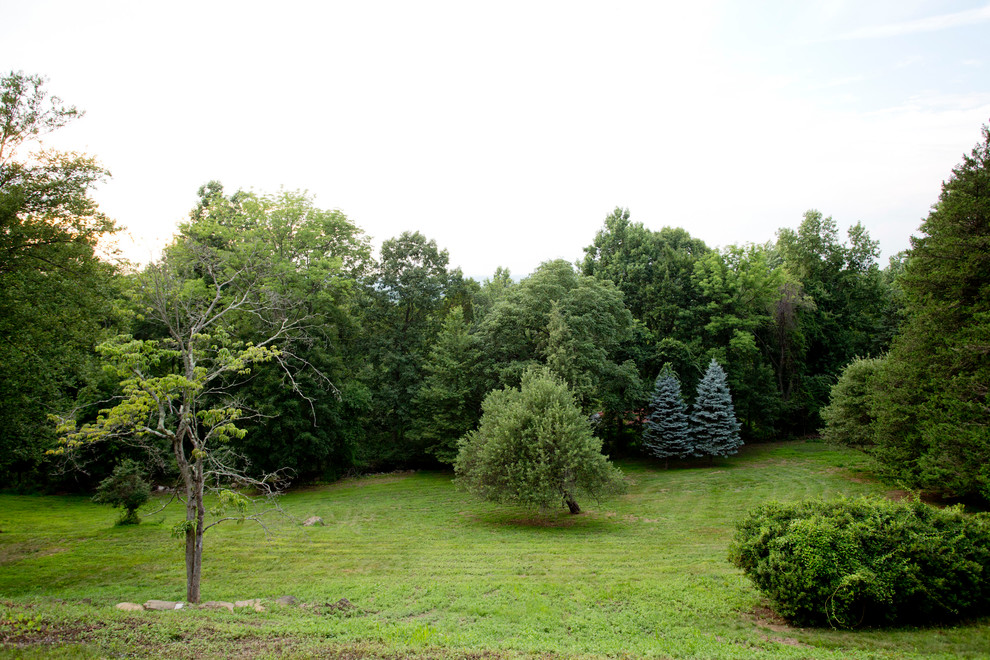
[729,497,990,628]
[93,459,151,525]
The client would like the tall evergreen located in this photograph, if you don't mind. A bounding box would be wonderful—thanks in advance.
[642,364,693,467]
[871,124,990,500]
[690,359,743,460]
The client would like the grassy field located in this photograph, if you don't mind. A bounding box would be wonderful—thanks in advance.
[1,441,988,658]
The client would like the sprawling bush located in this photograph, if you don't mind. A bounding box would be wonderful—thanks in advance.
[729,497,990,628]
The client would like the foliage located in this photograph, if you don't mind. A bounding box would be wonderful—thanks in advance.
[0,71,119,487]
[690,359,742,459]
[691,243,791,439]
[868,125,990,500]
[52,185,353,602]
[729,497,990,628]
[477,259,642,451]
[641,364,693,464]
[217,186,371,482]
[581,207,709,342]
[92,459,151,525]
[454,368,625,513]
[820,357,883,448]
[775,211,892,431]
[361,231,464,466]
[408,307,489,463]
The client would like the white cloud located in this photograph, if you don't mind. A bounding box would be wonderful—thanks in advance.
[832,3,990,40]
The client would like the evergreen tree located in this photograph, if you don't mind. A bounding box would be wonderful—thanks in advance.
[871,124,990,500]
[642,364,693,467]
[690,359,743,461]
[408,306,489,464]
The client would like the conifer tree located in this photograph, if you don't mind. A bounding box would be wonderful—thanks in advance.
[871,124,990,499]
[690,359,743,461]
[642,364,693,467]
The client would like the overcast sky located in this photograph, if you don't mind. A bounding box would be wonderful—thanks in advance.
[3,1,989,279]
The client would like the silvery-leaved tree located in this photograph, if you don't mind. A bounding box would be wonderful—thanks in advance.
[642,363,693,468]
[53,184,364,603]
[690,359,743,462]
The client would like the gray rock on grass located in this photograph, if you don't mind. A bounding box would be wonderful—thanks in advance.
[144,600,183,611]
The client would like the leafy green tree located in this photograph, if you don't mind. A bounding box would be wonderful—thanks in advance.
[93,459,151,525]
[0,71,119,487]
[361,231,463,465]
[871,124,990,500]
[691,244,790,439]
[642,364,692,467]
[690,359,742,461]
[478,260,641,433]
[54,186,357,603]
[213,186,372,482]
[775,211,891,430]
[454,368,625,514]
[581,207,709,343]
[408,306,489,463]
[820,357,883,448]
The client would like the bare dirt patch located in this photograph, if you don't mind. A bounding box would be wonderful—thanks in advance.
[744,605,810,648]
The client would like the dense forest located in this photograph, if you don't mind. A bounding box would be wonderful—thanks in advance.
[2,71,987,507]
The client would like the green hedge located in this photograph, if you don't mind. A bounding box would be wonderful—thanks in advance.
[729,497,990,628]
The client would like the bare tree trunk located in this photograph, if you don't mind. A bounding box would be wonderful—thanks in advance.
[191,493,205,603]
[565,495,581,515]
[184,495,200,603]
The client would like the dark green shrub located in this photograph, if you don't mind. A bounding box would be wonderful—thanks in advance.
[93,459,151,525]
[729,497,990,628]
[820,356,883,448]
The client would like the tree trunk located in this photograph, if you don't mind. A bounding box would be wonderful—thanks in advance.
[177,436,205,604]
[565,495,581,515]
[184,496,201,603]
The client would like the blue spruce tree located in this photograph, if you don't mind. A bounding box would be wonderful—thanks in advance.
[642,364,693,468]
[690,359,742,462]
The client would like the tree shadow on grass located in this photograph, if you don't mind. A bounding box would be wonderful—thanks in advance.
[459,507,622,534]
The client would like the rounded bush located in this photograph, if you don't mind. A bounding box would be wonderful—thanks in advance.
[729,497,990,628]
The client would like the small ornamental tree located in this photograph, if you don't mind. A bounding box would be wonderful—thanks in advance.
[454,368,625,514]
[690,359,742,461]
[93,459,151,525]
[642,364,693,467]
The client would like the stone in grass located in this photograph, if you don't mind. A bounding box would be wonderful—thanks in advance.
[302,516,324,527]
[144,600,184,611]
[235,599,265,612]
[200,601,235,612]
[115,602,144,612]
[275,595,300,606]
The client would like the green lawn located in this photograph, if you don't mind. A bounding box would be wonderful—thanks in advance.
[1,441,988,658]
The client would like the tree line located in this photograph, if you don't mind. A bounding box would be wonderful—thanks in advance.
[3,71,986,507]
